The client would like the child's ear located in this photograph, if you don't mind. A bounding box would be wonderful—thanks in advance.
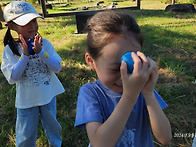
[85,52,96,70]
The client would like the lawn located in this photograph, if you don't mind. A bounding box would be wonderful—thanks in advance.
[0,0,196,146]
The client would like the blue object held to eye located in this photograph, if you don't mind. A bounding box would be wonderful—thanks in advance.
[121,52,135,74]
[27,37,35,55]
[121,52,144,74]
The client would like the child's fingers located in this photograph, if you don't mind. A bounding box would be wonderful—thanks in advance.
[19,42,29,56]
[136,51,147,59]
[34,34,38,43]
[146,58,156,72]
[19,34,29,56]
[39,37,42,44]
[131,52,142,73]
[35,34,39,39]
[136,51,150,71]
[19,42,24,49]
[146,58,159,84]
[19,34,28,49]
[34,35,41,46]
[120,60,128,82]
[149,59,159,79]
[33,35,42,54]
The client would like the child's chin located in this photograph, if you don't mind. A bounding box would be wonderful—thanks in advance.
[113,85,123,93]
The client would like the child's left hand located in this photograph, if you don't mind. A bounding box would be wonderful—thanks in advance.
[33,34,42,54]
[141,57,159,96]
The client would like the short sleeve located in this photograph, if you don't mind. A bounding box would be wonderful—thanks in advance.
[154,90,168,109]
[74,84,103,130]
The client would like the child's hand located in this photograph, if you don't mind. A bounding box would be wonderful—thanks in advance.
[142,57,159,96]
[33,34,42,54]
[120,52,151,100]
[19,34,30,56]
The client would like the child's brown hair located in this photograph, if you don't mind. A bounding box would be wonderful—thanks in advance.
[86,10,143,60]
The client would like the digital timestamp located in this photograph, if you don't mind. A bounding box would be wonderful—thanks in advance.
[174,133,196,138]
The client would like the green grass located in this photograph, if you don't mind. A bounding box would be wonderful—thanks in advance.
[45,0,137,13]
[0,0,196,146]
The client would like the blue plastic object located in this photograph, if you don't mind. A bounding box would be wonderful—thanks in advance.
[27,37,35,55]
[121,52,135,74]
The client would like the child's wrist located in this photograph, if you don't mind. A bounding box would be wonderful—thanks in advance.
[122,90,140,103]
[20,53,30,60]
[142,90,154,99]
[38,49,45,56]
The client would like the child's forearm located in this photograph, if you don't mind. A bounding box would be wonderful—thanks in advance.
[38,49,61,72]
[88,93,139,147]
[144,92,172,145]
[11,54,29,81]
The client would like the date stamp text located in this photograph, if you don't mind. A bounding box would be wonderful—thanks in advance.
[174,133,196,138]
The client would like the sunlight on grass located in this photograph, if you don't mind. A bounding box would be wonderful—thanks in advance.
[141,0,167,9]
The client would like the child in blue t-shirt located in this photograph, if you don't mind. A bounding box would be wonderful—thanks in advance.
[75,10,172,146]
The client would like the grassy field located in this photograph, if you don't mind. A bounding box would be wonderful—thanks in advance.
[0,0,196,146]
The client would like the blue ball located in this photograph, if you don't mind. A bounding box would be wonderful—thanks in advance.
[27,37,35,55]
[121,52,135,74]
[121,52,144,74]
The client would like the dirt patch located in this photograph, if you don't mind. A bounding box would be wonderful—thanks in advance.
[158,68,178,83]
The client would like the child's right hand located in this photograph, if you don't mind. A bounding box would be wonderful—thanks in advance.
[120,52,151,101]
[19,34,30,56]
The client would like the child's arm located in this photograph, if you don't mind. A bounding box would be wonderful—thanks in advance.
[9,34,30,81]
[33,34,61,72]
[86,52,152,147]
[144,92,172,145]
[38,49,61,72]
[11,54,29,81]
[86,90,139,147]
[140,54,172,145]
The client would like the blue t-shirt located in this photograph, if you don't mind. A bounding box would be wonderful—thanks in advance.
[75,80,167,147]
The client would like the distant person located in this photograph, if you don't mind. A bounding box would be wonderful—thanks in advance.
[1,1,65,146]
[75,10,172,146]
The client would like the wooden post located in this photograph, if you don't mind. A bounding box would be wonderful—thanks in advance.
[40,0,47,17]
[137,0,140,9]
[0,4,4,21]
[0,4,4,29]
